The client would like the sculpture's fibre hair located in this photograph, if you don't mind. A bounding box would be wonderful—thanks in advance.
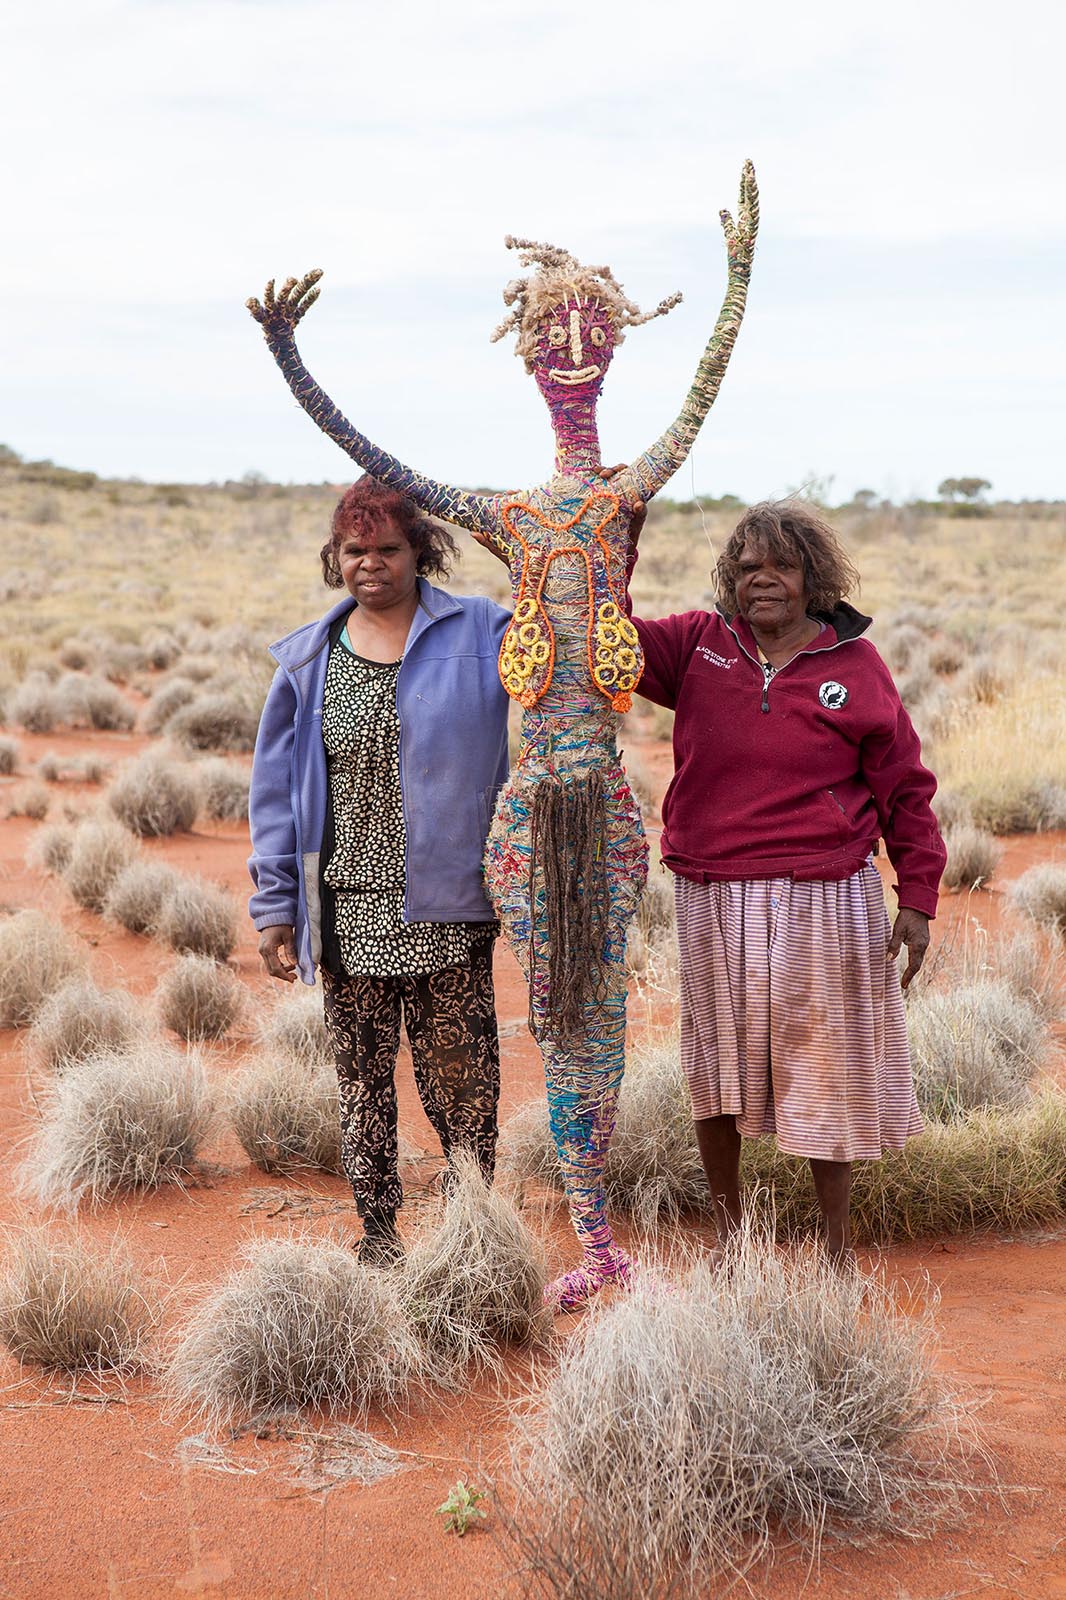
[528,771,610,1044]
[491,237,683,370]
[0,1226,157,1374]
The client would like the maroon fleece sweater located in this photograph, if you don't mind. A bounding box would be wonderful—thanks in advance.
[631,603,946,918]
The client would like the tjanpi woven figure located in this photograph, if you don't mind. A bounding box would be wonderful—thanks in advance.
[247,161,759,1309]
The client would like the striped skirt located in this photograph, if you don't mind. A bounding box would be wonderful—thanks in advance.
[675,864,922,1162]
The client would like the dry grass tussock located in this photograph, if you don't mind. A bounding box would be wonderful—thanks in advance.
[933,676,1066,832]
[28,978,146,1072]
[62,818,139,912]
[505,1228,972,1590]
[103,860,183,935]
[167,692,261,754]
[226,1052,342,1174]
[37,750,110,784]
[1008,864,1066,937]
[21,1044,213,1210]
[502,1039,1066,1241]
[25,822,74,876]
[907,979,1047,1119]
[140,676,196,736]
[255,985,332,1066]
[156,954,242,1041]
[53,673,135,732]
[155,877,238,960]
[941,823,1002,891]
[107,752,201,837]
[5,781,50,820]
[0,733,20,773]
[0,911,88,1028]
[167,1232,423,1427]
[0,1226,156,1373]
[400,1153,549,1379]
[196,757,250,822]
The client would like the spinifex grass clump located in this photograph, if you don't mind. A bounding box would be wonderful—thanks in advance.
[104,860,183,935]
[507,1231,968,1589]
[155,877,238,961]
[107,752,201,837]
[0,910,88,1028]
[28,978,146,1072]
[156,954,242,1042]
[5,781,50,820]
[1009,864,1066,938]
[22,1044,213,1209]
[226,1053,342,1174]
[196,758,250,823]
[255,986,332,1066]
[906,979,1046,1118]
[167,692,260,754]
[940,823,1002,892]
[0,734,20,774]
[62,819,139,913]
[167,1233,422,1426]
[25,822,74,877]
[401,1154,549,1378]
[0,1226,156,1373]
[141,676,196,736]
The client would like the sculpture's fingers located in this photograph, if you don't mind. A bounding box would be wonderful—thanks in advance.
[292,285,321,325]
[263,278,276,309]
[292,267,323,301]
[719,207,735,244]
[246,297,264,323]
[276,276,298,306]
[742,160,760,238]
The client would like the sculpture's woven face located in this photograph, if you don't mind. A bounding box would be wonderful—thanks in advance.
[531,297,616,406]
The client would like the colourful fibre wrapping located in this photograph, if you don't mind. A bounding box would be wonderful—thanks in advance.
[247,164,759,1308]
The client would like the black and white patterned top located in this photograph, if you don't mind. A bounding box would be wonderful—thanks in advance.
[322,633,483,977]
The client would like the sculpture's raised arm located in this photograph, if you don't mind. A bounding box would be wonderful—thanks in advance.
[246,271,503,539]
[618,162,759,504]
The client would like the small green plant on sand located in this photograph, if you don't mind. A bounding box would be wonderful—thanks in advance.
[437,1480,488,1537]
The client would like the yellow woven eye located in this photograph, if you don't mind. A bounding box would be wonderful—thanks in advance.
[530,641,550,664]
[548,325,566,347]
[597,601,620,622]
[590,326,607,348]
[598,625,620,648]
[616,648,637,672]
[514,598,539,622]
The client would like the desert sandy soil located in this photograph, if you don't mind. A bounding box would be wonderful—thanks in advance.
[0,718,1064,1600]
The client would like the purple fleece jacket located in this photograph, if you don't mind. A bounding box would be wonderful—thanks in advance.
[248,581,511,984]
[632,603,946,918]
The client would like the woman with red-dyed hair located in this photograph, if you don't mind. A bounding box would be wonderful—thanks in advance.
[248,476,512,1265]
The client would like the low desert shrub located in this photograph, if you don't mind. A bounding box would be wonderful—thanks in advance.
[8,674,57,733]
[167,692,260,754]
[57,638,95,672]
[25,822,74,877]
[157,955,241,1041]
[5,781,50,820]
[196,758,250,822]
[107,753,201,837]
[0,734,19,774]
[1009,865,1066,937]
[142,631,182,671]
[62,819,139,912]
[104,860,183,935]
[155,877,238,960]
[28,978,146,1072]
[21,1043,212,1209]
[255,986,331,1066]
[400,1154,548,1378]
[963,780,1066,834]
[933,787,973,831]
[141,676,196,736]
[507,1231,966,1587]
[37,751,110,784]
[907,980,1046,1118]
[54,673,135,732]
[0,911,88,1028]
[227,1054,342,1174]
[0,1227,156,1373]
[167,1233,422,1425]
[940,823,1002,891]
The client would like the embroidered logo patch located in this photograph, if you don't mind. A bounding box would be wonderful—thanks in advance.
[818,680,849,709]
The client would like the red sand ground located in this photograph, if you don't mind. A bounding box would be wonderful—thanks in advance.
[0,718,1064,1599]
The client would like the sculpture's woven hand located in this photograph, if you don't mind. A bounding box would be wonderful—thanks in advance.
[246,270,324,345]
[721,160,759,279]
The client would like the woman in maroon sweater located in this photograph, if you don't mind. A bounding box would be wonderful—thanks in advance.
[630,499,945,1265]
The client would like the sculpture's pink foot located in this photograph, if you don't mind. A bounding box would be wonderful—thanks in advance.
[545,1247,632,1313]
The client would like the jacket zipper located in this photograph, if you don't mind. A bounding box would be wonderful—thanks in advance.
[724,622,857,716]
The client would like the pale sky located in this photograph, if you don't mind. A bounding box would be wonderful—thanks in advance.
[4,0,1064,502]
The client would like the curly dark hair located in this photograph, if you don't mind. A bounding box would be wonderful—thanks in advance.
[715,500,861,616]
[320,476,459,588]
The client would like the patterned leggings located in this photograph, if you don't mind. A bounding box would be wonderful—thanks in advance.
[321,938,500,1217]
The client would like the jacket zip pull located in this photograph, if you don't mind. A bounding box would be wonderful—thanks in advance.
[761,663,772,714]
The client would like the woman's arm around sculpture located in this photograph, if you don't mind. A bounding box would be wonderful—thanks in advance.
[246,272,509,547]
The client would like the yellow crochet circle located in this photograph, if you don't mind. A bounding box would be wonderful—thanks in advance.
[504,673,525,695]
[594,663,618,687]
[619,620,638,644]
[514,598,538,623]
[597,601,620,622]
[594,646,613,665]
[529,640,550,665]
[513,656,534,679]
[598,624,620,648]
[616,648,637,672]
[518,623,541,647]
[617,672,636,691]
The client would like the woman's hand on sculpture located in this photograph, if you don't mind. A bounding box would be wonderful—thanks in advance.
[247,270,324,339]
[720,159,759,278]
[597,464,648,547]
[259,924,299,983]
[887,907,930,991]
